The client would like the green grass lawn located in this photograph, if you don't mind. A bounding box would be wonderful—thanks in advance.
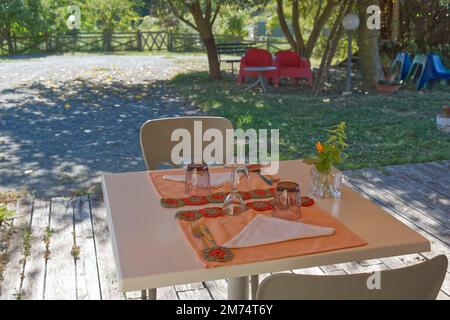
[170,71,450,170]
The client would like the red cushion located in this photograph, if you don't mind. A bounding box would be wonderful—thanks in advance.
[245,48,273,66]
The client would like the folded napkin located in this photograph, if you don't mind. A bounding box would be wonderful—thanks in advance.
[162,172,232,188]
[223,214,335,248]
[181,208,366,268]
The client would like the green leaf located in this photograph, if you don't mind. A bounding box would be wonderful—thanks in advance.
[303,158,318,165]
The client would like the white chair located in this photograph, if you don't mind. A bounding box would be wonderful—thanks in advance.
[140,116,258,300]
[140,116,234,170]
[256,255,447,300]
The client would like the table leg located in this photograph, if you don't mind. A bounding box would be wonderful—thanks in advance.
[228,277,249,300]
[148,288,157,300]
[245,76,262,91]
[141,288,157,300]
[257,74,268,92]
[251,275,259,300]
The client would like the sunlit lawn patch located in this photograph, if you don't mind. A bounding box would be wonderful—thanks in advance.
[171,71,450,170]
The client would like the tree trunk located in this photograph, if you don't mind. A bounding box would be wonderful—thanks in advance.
[358,0,384,91]
[304,0,335,59]
[392,0,401,43]
[189,2,222,80]
[314,0,353,93]
[276,0,297,51]
[202,33,221,80]
[291,0,305,54]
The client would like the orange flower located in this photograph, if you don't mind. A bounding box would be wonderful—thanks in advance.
[316,141,324,153]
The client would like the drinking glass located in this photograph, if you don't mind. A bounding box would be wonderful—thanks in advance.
[185,163,211,196]
[223,164,248,216]
[273,181,302,220]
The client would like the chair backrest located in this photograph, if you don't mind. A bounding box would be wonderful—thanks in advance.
[256,255,447,300]
[140,116,234,170]
[244,48,273,67]
[412,54,428,65]
[390,52,412,81]
[430,53,449,73]
[275,50,301,67]
[406,54,428,83]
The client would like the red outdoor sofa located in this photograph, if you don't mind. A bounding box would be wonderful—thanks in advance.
[238,48,314,88]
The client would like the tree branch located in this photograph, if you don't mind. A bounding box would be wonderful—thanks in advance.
[291,0,305,54]
[211,4,221,26]
[276,0,297,51]
[168,0,198,31]
[305,0,335,58]
[205,0,212,23]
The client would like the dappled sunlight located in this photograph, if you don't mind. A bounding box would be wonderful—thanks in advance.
[172,70,450,169]
[346,165,450,242]
[0,56,205,197]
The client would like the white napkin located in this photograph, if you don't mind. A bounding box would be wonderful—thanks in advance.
[223,214,335,248]
[162,172,231,188]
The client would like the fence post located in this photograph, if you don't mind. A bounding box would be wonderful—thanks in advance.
[103,31,112,52]
[266,36,271,51]
[44,33,50,52]
[71,29,78,52]
[168,30,174,52]
[137,29,143,51]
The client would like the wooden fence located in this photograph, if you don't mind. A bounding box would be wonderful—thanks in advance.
[0,31,290,56]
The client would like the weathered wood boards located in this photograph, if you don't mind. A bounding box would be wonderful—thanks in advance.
[0,161,449,299]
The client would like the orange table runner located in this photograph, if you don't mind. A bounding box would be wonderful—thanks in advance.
[149,167,273,198]
[178,207,367,268]
[149,167,278,208]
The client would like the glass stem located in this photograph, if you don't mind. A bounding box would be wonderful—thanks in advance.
[231,168,238,193]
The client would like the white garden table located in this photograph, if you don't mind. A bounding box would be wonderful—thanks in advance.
[102,160,430,299]
[243,66,277,92]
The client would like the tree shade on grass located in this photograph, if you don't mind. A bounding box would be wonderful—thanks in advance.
[170,71,450,170]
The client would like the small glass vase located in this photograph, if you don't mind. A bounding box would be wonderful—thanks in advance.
[310,166,343,199]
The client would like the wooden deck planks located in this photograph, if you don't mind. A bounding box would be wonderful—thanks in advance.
[73,196,101,300]
[204,279,228,300]
[156,286,179,300]
[177,288,212,300]
[44,198,76,300]
[374,167,449,225]
[0,198,32,300]
[20,199,50,300]
[89,196,123,300]
[345,171,450,244]
[394,162,450,199]
[344,174,450,249]
[1,161,449,300]
[0,202,17,296]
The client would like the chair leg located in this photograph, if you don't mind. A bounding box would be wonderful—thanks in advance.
[228,277,249,300]
[238,75,245,85]
[273,76,280,88]
[251,275,259,300]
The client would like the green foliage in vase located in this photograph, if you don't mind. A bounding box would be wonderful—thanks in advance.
[304,122,348,174]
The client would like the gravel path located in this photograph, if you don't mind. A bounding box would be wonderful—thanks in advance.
[0,54,206,197]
